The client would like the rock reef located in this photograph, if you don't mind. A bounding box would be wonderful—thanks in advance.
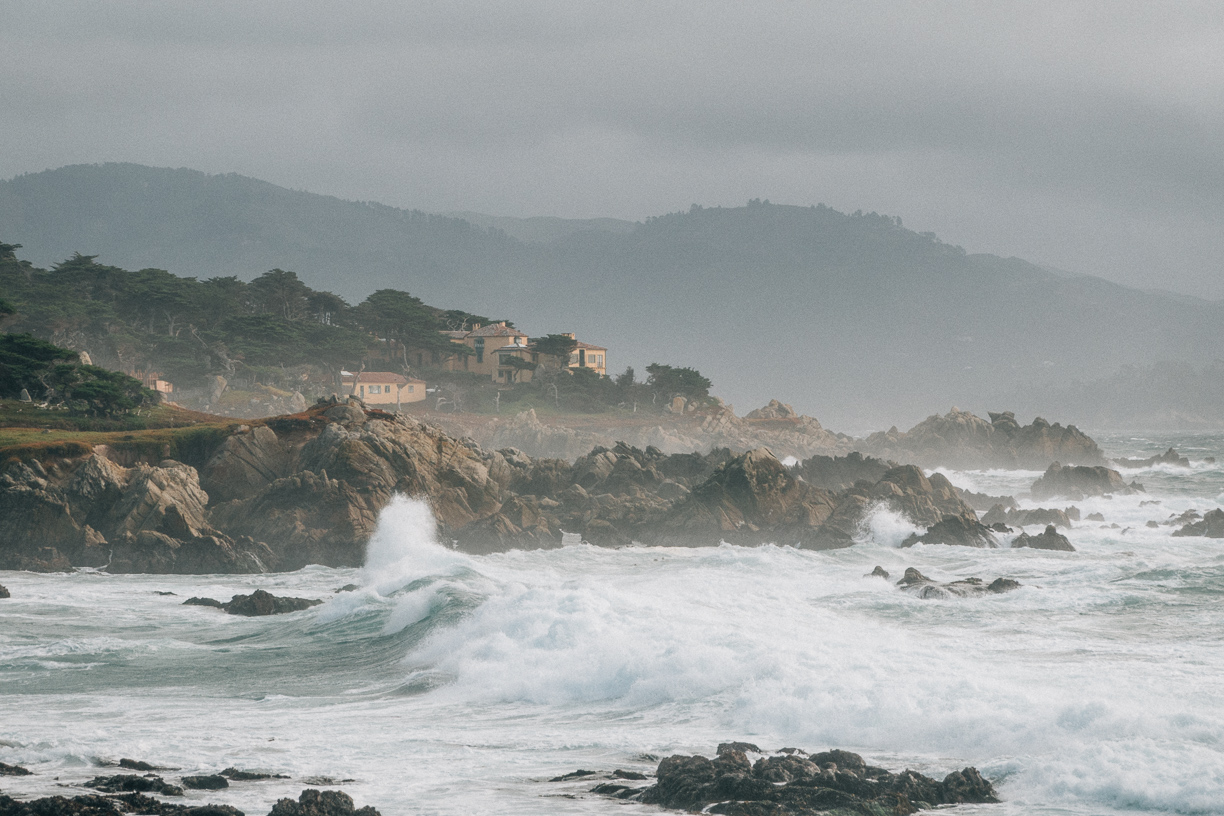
[859,408,1104,470]
[573,743,999,814]
[1030,463,1144,501]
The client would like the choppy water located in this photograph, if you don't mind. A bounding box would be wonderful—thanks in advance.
[2,433,1223,815]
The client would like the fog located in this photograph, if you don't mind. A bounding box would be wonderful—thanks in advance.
[3,1,1224,298]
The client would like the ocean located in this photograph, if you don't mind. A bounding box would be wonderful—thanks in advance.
[2,432,1223,815]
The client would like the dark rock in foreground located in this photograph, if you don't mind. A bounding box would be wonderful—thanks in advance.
[0,763,31,776]
[1030,463,1143,501]
[896,567,1020,599]
[0,789,379,816]
[83,774,184,796]
[183,590,322,616]
[267,789,380,816]
[902,514,998,548]
[588,744,998,815]
[182,775,229,790]
[0,584,9,599]
[221,768,289,781]
[1172,508,1224,538]
[1012,525,1076,551]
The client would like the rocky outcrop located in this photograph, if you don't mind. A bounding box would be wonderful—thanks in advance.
[2,404,1009,572]
[859,407,1104,470]
[1030,462,1144,501]
[1172,508,1224,538]
[0,788,379,816]
[957,488,1018,513]
[895,567,1020,598]
[0,454,274,574]
[902,514,998,548]
[641,449,838,548]
[745,399,797,419]
[601,744,998,814]
[1114,447,1190,468]
[981,505,1075,529]
[0,584,8,599]
[183,589,323,616]
[789,451,894,492]
[1011,525,1075,551]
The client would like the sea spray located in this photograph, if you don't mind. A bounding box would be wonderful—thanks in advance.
[362,494,473,594]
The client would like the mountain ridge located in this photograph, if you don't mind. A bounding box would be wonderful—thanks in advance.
[3,162,1221,429]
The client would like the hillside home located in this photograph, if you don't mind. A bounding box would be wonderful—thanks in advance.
[341,371,426,407]
[440,322,530,377]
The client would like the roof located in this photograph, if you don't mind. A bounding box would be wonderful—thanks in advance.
[341,372,417,385]
[493,344,531,352]
[467,323,527,338]
[574,341,607,351]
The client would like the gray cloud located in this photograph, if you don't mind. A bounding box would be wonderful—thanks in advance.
[3,0,1223,295]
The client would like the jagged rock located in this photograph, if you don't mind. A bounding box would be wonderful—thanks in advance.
[1031,462,1143,501]
[84,774,183,795]
[745,399,797,419]
[0,762,31,775]
[1012,524,1076,551]
[220,768,289,781]
[789,451,893,492]
[0,584,8,599]
[222,590,322,616]
[642,449,837,548]
[1114,447,1190,468]
[866,565,890,579]
[182,775,229,790]
[982,505,1074,529]
[957,488,1018,513]
[1086,512,1105,521]
[1173,508,1224,538]
[200,426,293,503]
[896,567,1020,598]
[267,789,380,816]
[902,514,998,548]
[859,407,1104,470]
[624,745,997,814]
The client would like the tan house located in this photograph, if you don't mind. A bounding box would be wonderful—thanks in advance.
[341,371,426,407]
[440,322,530,377]
[569,339,607,376]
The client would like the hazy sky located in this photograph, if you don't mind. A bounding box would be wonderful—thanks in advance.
[4,1,1223,297]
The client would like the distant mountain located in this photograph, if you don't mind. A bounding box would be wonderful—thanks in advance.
[4,163,1222,429]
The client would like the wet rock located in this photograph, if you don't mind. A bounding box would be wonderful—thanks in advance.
[221,590,322,616]
[957,488,1018,513]
[858,407,1104,470]
[620,744,997,814]
[983,505,1074,529]
[896,567,1020,599]
[1030,462,1143,501]
[1011,525,1075,551]
[221,768,289,781]
[867,565,890,579]
[84,773,184,795]
[0,793,121,815]
[0,584,9,599]
[118,758,165,771]
[902,514,998,548]
[183,597,225,608]
[1173,508,1224,538]
[0,762,32,775]
[717,742,761,755]
[612,769,648,780]
[334,585,360,593]
[549,770,597,782]
[267,789,380,816]
[182,775,229,790]
[1114,448,1190,468]
[789,451,894,492]
[1087,512,1105,522]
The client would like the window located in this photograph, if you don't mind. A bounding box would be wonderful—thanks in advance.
[408,385,414,393]
[369,385,382,394]
[475,338,484,364]
[578,349,586,367]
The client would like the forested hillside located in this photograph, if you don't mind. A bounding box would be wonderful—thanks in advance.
[5,164,1223,428]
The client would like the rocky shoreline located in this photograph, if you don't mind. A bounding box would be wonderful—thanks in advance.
[0,399,1189,575]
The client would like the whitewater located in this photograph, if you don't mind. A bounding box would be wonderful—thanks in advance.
[2,432,1223,815]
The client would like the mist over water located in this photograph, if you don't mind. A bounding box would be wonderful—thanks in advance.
[2,434,1223,814]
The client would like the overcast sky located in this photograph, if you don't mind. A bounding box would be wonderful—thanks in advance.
[3,1,1223,297]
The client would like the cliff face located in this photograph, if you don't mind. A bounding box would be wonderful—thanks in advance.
[0,402,987,573]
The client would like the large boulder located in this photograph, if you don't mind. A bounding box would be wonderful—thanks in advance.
[199,425,293,503]
[1011,525,1076,551]
[1172,508,1224,538]
[642,448,837,547]
[1030,462,1143,501]
[895,567,1020,599]
[745,399,798,419]
[859,407,1104,470]
[902,514,999,548]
